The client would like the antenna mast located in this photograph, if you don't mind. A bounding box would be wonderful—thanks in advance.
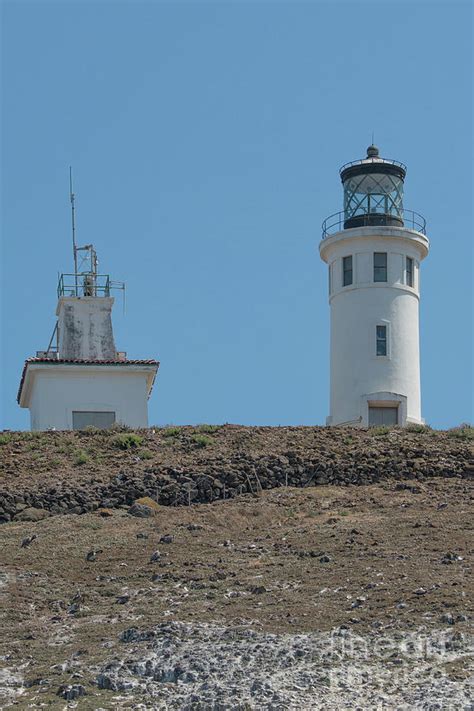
[69,167,78,296]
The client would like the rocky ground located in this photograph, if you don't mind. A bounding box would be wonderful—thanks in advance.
[0,424,472,522]
[0,425,473,708]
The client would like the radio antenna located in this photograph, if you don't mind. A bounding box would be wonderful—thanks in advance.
[69,167,78,295]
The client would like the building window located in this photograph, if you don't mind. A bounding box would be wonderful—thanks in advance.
[342,256,353,286]
[72,411,116,430]
[374,252,387,282]
[406,256,414,287]
[376,325,387,356]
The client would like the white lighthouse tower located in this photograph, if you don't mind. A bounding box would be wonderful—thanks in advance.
[17,179,159,430]
[319,145,429,427]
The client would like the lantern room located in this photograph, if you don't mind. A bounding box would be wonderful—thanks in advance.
[340,144,406,229]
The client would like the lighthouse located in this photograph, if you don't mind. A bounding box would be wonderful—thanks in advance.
[17,180,159,430]
[319,145,429,427]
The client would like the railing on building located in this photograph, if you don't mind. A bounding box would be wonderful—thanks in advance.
[57,273,111,299]
[321,208,426,240]
[339,157,407,175]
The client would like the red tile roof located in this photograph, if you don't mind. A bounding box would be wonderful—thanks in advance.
[17,358,160,403]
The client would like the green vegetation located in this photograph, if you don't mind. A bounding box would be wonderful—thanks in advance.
[191,434,213,448]
[18,431,44,440]
[73,449,89,465]
[111,433,143,450]
[406,423,432,433]
[162,427,181,438]
[196,424,221,434]
[371,425,391,436]
[108,423,132,433]
[138,449,154,460]
[0,433,12,445]
[447,424,473,441]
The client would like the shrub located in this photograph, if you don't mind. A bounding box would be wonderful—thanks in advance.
[74,449,89,465]
[108,423,132,433]
[138,449,154,460]
[191,434,213,448]
[111,433,143,450]
[196,424,221,434]
[19,431,43,441]
[371,425,390,436]
[406,423,432,433]
[162,427,181,438]
[447,424,474,441]
[0,433,11,446]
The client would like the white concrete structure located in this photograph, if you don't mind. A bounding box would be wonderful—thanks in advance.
[57,296,117,360]
[18,360,157,430]
[18,254,159,430]
[319,145,429,427]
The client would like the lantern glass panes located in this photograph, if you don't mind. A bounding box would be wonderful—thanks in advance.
[343,173,404,222]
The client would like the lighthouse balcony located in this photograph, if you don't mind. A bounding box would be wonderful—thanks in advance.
[321,209,426,240]
[57,272,112,298]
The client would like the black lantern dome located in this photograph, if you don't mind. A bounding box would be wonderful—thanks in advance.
[340,145,406,229]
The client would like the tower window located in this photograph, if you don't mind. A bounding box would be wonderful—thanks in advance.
[342,256,353,286]
[328,264,332,295]
[376,325,387,356]
[406,256,414,287]
[374,252,387,282]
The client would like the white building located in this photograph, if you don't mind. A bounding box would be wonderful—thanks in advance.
[319,145,429,427]
[18,248,159,430]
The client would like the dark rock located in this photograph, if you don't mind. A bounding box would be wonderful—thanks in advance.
[120,627,156,643]
[159,534,174,544]
[15,507,50,522]
[57,684,87,700]
[21,534,37,548]
[115,594,130,604]
[441,613,455,625]
[441,552,462,564]
[128,503,153,518]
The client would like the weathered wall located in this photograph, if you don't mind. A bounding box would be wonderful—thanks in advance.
[57,297,116,360]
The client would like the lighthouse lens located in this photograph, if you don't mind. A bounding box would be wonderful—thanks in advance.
[343,173,404,223]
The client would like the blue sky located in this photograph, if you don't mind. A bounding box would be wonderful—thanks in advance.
[1,0,472,430]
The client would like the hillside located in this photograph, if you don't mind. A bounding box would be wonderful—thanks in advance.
[0,424,472,522]
[0,425,473,708]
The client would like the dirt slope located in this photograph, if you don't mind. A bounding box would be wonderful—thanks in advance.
[0,425,472,708]
[0,424,472,521]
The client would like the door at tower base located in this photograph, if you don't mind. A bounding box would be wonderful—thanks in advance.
[368,405,398,426]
